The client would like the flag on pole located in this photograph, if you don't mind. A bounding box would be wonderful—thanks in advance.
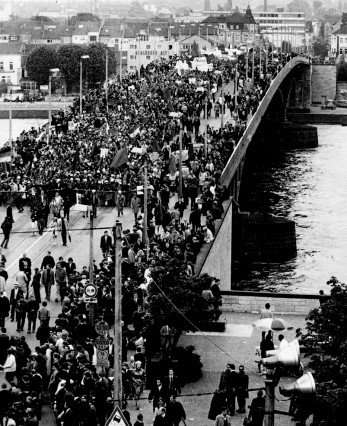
[111,148,128,169]
[0,147,11,163]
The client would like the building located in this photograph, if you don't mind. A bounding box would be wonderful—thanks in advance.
[331,25,347,56]
[253,10,306,52]
[72,21,102,44]
[201,6,260,48]
[0,42,23,85]
[127,33,179,73]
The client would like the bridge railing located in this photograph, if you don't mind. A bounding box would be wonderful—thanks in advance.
[220,56,310,189]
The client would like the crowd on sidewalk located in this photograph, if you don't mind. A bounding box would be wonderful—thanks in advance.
[0,51,299,426]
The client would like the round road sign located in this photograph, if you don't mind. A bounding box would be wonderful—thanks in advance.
[95,320,110,336]
[84,283,97,298]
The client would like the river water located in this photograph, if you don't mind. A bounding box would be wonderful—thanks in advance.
[0,118,46,147]
[235,124,347,294]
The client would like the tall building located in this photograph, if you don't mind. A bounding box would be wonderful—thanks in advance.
[253,10,306,51]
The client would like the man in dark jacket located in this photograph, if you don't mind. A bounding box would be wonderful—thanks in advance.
[166,394,186,426]
[148,379,167,412]
[41,251,55,269]
[236,365,249,414]
[0,292,10,329]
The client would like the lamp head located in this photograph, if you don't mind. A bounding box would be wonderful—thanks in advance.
[279,372,316,397]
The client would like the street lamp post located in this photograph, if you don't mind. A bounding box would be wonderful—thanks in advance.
[48,68,60,144]
[80,55,90,116]
[105,49,109,114]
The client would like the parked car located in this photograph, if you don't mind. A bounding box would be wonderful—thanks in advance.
[321,100,336,110]
[335,99,347,108]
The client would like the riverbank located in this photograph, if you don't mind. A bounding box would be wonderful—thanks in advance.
[288,105,347,125]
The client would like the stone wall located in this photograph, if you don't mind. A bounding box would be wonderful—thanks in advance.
[198,199,232,291]
[311,64,336,104]
[221,291,320,315]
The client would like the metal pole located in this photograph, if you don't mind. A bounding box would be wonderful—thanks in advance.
[259,42,262,83]
[246,48,249,90]
[179,123,183,197]
[113,221,123,408]
[264,379,275,426]
[79,60,83,116]
[252,43,255,87]
[143,157,148,259]
[266,41,268,74]
[9,90,12,169]
[89,192,95,328]
[105,48,109,114]
[220,78,224,130]
[234,62,238,109]
[204,95,208,159]
[48,75,51,144]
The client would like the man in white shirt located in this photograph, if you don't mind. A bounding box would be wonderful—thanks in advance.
[0,347,16,382]
[278,334,289,350]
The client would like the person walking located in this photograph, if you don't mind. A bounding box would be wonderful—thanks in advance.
[41,250,55,269]
[236,365,249,414]
[0,292,10,329]
[214,407,232,426]
[25,294,39,334]
[0,348,16,383]
[41,264,55,301]
[9,282,23,321]
[38,301,50,325]
[130,193,142,223]
[31,268,42,303]
[166,394,186,426]
[131,361,146,410]
[0,217,12,249]
[100,231,113,258]
[116,190,125,217]
[15,294,26,332]
[247,390,265,426]
[16,269,28,298]
[149,379,168,412]
[57,215,70,246]
[55,262,67,303]
[260,303,273,319]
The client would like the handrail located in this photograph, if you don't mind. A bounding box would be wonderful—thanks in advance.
[220,57,310,188]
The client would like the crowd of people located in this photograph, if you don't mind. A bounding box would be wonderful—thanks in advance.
[0,51,300,426]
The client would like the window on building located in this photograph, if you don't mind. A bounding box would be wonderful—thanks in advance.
[130,55,136,60]
[130,44,136,49]
[146,44,150,49]
[6,76,11,83]
[157,44,162,49]
[90,35,97,41]
[0,62,3,70]
[9,62,13,70]
[1,76,5,82]
[146,55,151,60]
[130,66,135,70]
[236,25,239,29]
[47,39,52,43]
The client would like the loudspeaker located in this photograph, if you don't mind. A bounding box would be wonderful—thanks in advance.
[262,345,300,367]
[279,372,316,396]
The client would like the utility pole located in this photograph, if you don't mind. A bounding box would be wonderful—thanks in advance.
[88,190,96,327]
[220,77,224,130]
[105,48,109,115]
[234,62,238,109]
[204,92,208,159]
[178,122,183,198]
[48,76,51,144]
[113,220,123,408]
[9,90,12,171]
[252,43,255,87]
[246,48,249,90]
[264,379,275,426]
[143,156,148,259]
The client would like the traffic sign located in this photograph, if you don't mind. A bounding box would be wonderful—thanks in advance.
[95,337,110,351]
[105,406,130,426]
[97,349,109,366]
[95,320,109,336]
[84,283,97,298]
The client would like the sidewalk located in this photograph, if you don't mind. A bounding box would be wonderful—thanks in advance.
[125,312,308,426]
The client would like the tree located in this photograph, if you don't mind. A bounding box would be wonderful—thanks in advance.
[143,258,220,355]
[56,44,86,89]
[302,277,347,425]
[191,41,200,57]
[313,0,323,10]
[85,43,117,85]
[70,13,100,26]
[287,0,312,18]
[26,46,58,86]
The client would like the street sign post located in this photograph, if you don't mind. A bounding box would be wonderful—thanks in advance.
[95,320,110,336]
[95,337,110,351]
[105,406,130,426]
[84,283,97,298]
[97,349,109,366]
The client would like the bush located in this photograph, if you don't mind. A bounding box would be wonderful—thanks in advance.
[173,345,203,384]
